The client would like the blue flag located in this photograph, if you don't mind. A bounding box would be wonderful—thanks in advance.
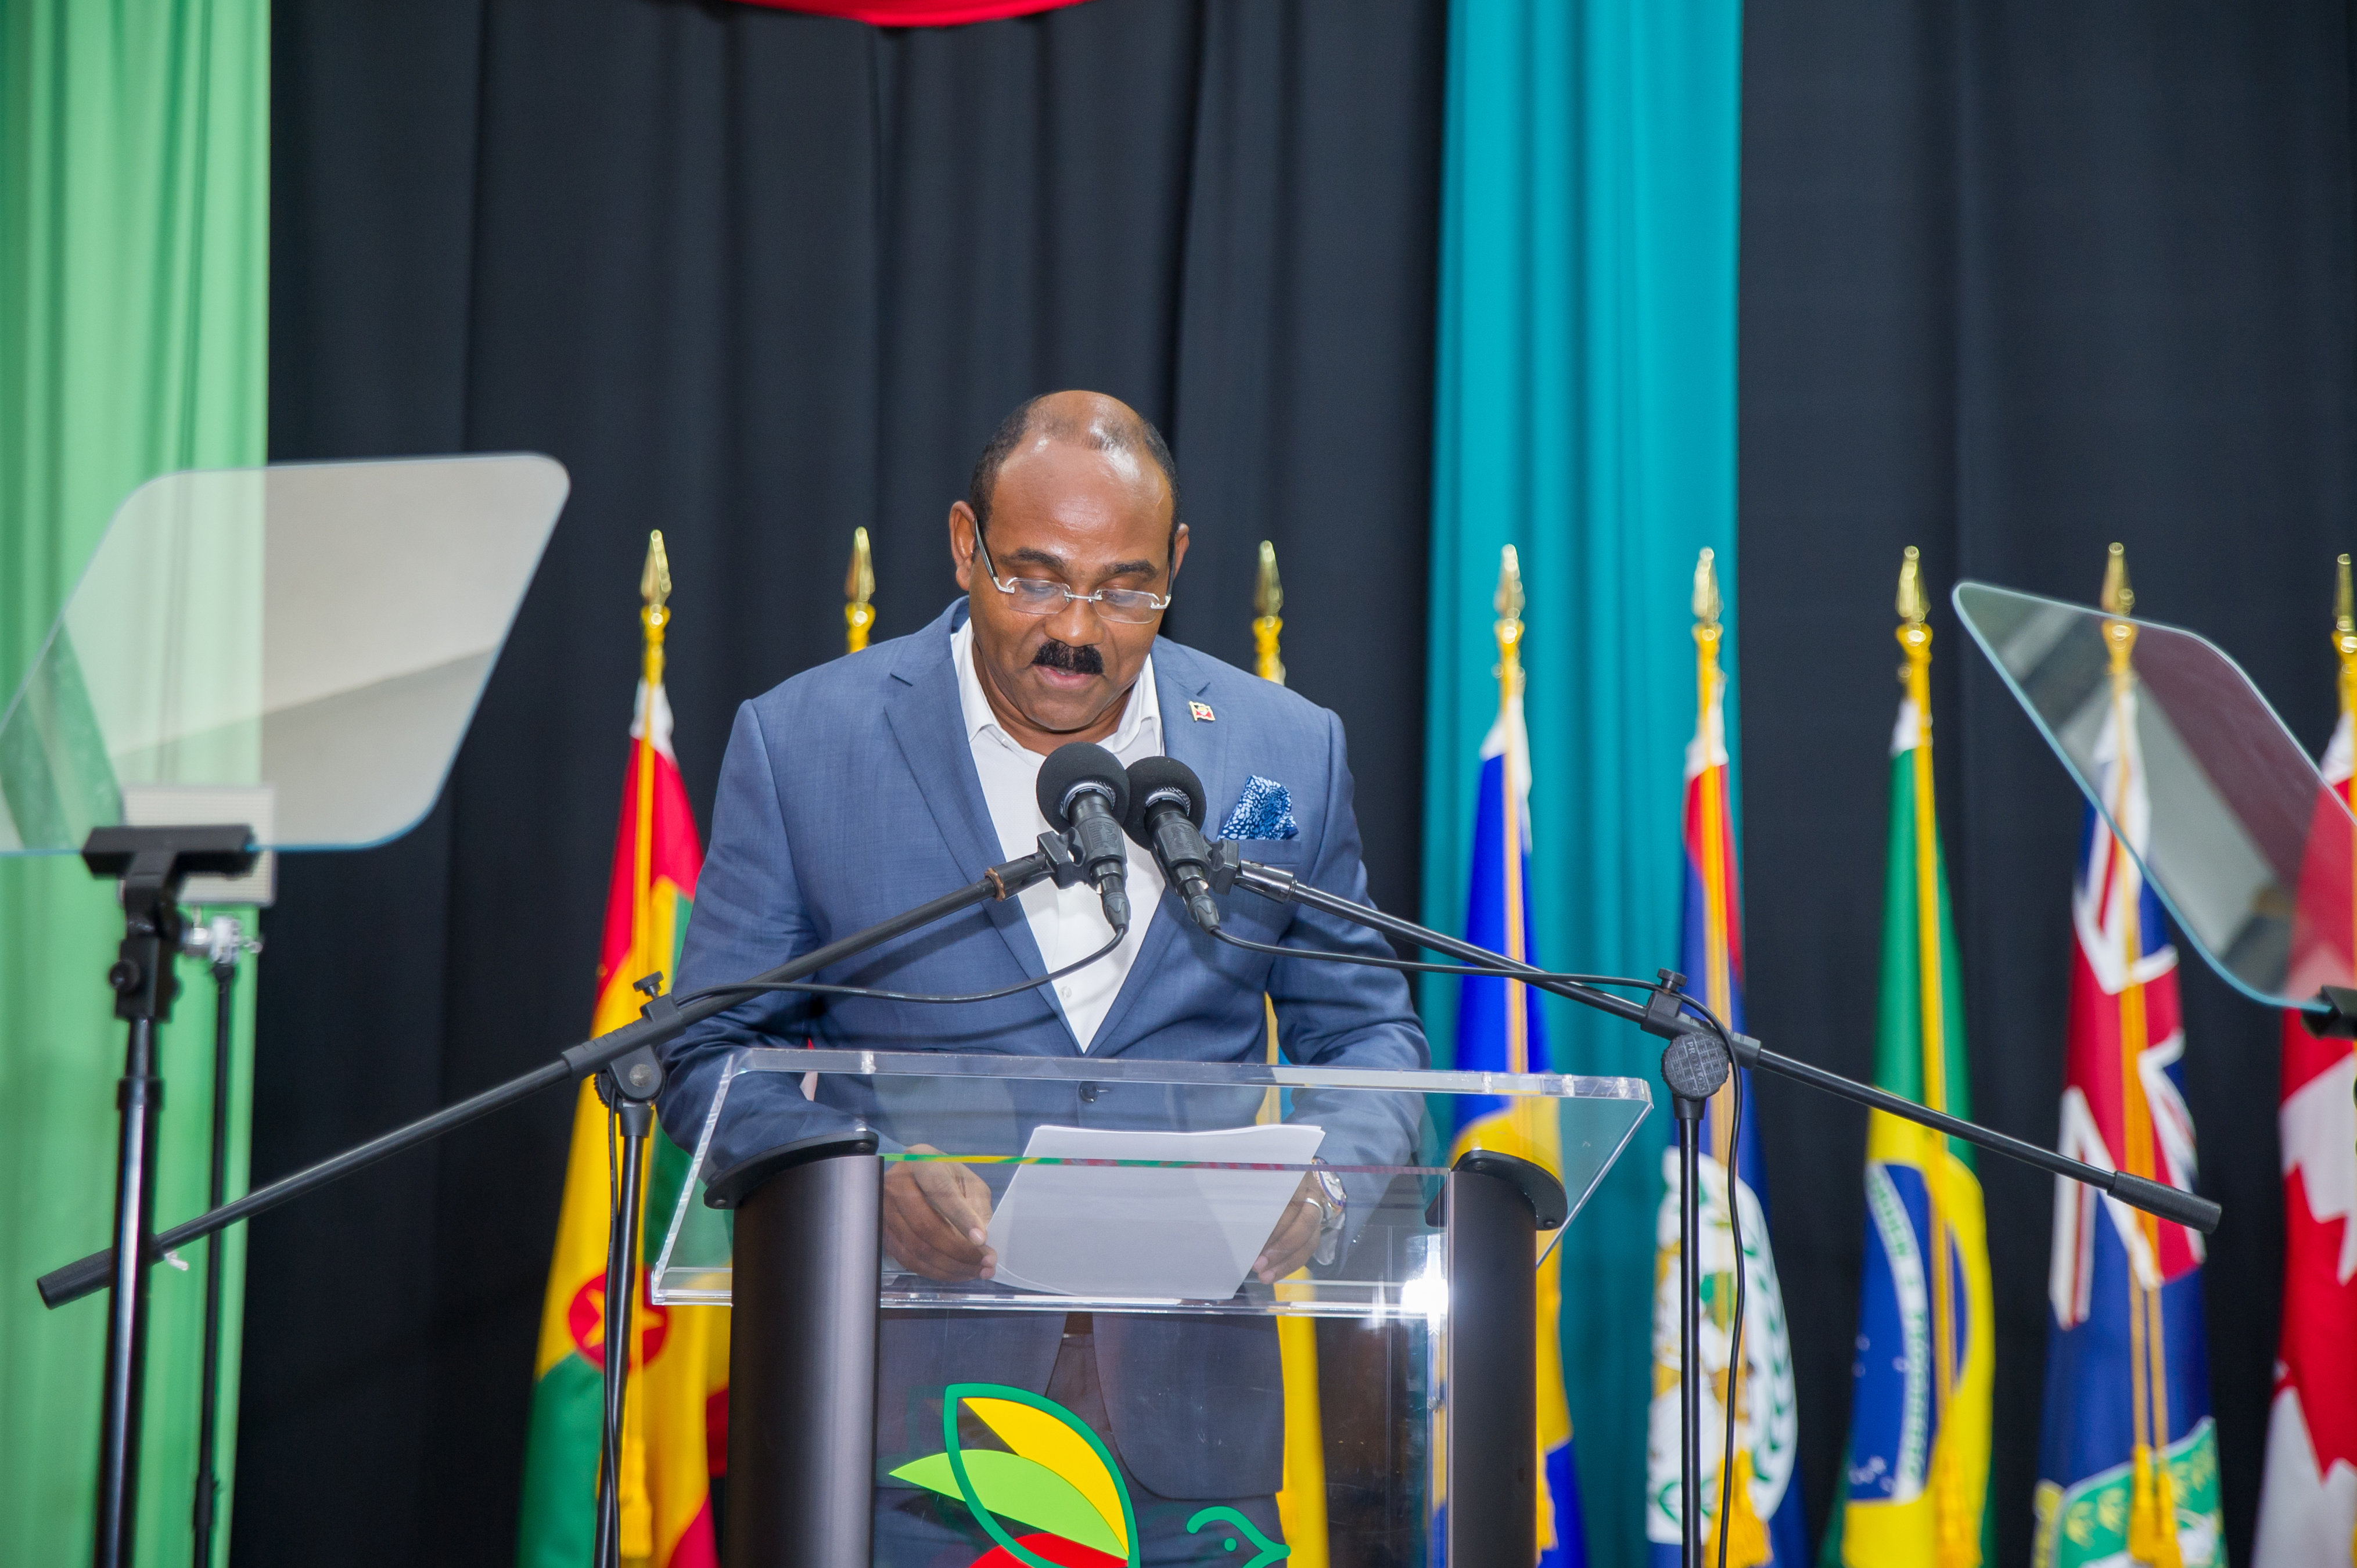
[1446,691,1588,1568]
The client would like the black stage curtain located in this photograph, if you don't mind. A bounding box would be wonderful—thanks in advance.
[245,1,1443,1562]
[1741,4,2356,1565]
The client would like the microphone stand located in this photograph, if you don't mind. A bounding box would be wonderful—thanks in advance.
[179,912,261,1568]
[38,835,1091,1558]
[1206,843,2221,1567]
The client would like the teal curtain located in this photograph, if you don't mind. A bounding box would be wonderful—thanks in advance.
[1421,3,1742,1566]
[1,2,270,1564]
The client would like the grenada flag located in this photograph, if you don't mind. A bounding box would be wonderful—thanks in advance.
[2032,633,2222,1568]
[1820,580,1993,1568]
[1445,655,1588,1568]
[1645,559,1802,1568]
[2251,648,2357,1567]
[516,586,723,1568]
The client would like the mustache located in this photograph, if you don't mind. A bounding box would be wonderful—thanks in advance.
[1032,640,1105,675]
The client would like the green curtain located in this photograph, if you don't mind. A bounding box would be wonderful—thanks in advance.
[1,2,269,1564]
[1421,2,1741,1565]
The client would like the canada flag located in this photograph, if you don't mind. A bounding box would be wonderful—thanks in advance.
[2252,714,2357,1568]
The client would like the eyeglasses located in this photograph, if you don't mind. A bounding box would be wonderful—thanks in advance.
[972,533,1174,625]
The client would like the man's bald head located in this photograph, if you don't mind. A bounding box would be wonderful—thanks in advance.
[967,391,1180,558]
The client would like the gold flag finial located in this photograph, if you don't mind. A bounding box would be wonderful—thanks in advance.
[1896,545,1929,625]
[2100,542,2133,617]
[1895,546,1933,709]
[1693,546,1723,628]
[641,531,671,613]
[1494,545,1525,699]
[2333,554,2356,718]
[2099,542,2139,677]
[1254,540,1284,618]
[845,527,876,653]
[638,532,671,697]
[1252,541,1285,685]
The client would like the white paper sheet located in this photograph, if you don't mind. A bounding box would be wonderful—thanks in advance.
[984,1121,1327,1300]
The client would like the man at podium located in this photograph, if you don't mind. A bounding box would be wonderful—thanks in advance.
[657,391,1426,1565]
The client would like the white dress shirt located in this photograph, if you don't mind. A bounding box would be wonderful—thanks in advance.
[951,620,1163,1051]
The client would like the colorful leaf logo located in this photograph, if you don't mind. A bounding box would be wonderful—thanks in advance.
[889,1384,1140,1568]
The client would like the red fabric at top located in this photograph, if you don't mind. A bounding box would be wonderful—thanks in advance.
[734,0,1090,26]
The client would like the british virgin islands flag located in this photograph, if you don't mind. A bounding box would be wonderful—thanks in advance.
[1645,565,1803,1568]
[1446,677,1588,1568]
[1820,574,1993,1568]
[2033,659,2222,1568]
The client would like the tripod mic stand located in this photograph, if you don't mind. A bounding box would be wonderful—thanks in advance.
[1203,842,2221,1567]
[40,833,1094,1566]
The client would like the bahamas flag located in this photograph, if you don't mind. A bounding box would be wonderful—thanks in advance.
[1645,570,1803,1568]
[1820,588,1994,1567]
[2032,644,2222,1568]
[1446,674,1589,1568]
[516,598,726,1568]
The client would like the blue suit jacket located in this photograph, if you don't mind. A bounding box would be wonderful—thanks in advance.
[658,599,1427,1498]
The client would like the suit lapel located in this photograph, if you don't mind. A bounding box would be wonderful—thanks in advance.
[882,604,1055,993]
[1090,641,1230,1056]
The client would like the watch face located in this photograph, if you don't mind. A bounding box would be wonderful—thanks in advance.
[1316,1169,1347,1210]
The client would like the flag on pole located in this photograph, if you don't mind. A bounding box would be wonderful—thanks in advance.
[2251,555,2357,1568]
[2031,546,2222,1568]
[1446,546,1588,1568]
[1646,548,1803,1568]
[1251,540,1333,1568]
[1819,548,1995,1568]
[517,534,725,1568]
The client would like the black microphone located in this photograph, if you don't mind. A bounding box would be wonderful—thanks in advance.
[1120,756,1222,933]
[1036,742,1133,933]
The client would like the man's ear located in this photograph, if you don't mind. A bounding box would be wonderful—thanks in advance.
[949,501,979,591]
[1169,522,1191,581]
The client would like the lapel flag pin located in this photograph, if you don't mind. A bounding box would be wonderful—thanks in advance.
[1189,701,1216,722]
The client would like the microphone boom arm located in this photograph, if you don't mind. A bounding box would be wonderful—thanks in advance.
[1221,850,2219,1236]
[37,843,1077,1311]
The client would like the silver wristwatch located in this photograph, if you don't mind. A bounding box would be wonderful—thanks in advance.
[1310,1164,1348,1267]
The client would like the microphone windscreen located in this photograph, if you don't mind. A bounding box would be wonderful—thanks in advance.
[1036,742,1130,829]
[1121,755,1208,843]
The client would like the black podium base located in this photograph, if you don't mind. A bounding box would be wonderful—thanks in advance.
[725,1140,882,1568]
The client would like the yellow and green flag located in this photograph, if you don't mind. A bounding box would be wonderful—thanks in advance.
[1820,550,1994,1568]
[517,538,725,1568]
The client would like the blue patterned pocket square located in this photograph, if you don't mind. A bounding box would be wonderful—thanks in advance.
[1219,776,1298,841]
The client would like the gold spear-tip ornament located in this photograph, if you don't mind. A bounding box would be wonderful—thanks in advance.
[2334,553,2356,717]
[2100,542,2138,676]
[1494,545,1526,698]
[1692,545,1726,663]
[1252,540,1285,685]
[845,527,876,653]
[639,530,671,685]
[1896,544,1932,670]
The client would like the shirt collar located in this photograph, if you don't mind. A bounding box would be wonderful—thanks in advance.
[951,617,1160,756]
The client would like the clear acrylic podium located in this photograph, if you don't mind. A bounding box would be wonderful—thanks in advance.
[651,1048,1652,1568]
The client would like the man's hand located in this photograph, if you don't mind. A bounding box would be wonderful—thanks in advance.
[1252,1173,1328,1283]
[883,1144,997,1282]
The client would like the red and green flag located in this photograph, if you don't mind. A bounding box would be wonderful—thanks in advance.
[518,546,724,1568]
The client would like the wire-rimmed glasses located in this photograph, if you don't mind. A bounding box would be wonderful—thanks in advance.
[972,533,1174,625]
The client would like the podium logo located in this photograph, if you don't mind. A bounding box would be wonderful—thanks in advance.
[890,1383,1289,1568]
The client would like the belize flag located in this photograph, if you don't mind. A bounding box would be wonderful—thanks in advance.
[1819,626,1995,1568]
[1445,678,1588,1568]
[2032,675,2222,1568]
[2251,696,2357,1567]
[1644,606,1803,1568]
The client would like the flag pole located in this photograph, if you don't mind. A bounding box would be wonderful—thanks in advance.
[597,533,674,1568]
[1896,549,1971,1560]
